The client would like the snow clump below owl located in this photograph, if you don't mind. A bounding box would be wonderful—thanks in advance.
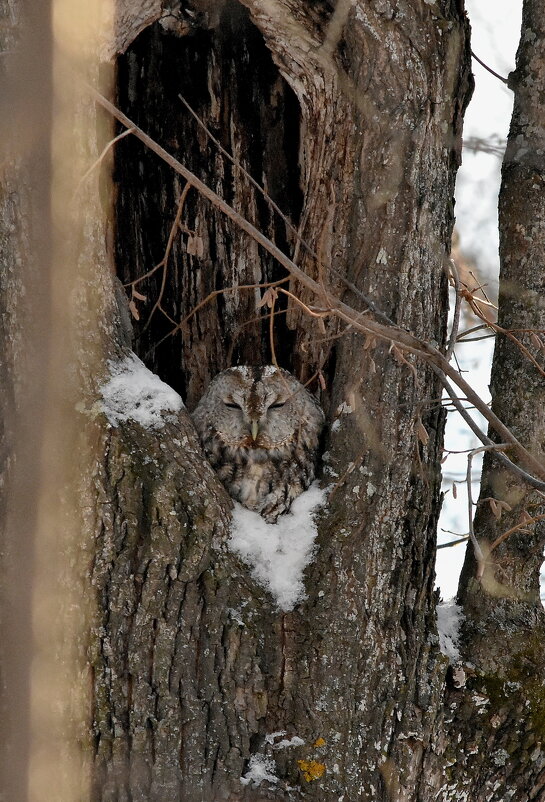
[191,365,324,523]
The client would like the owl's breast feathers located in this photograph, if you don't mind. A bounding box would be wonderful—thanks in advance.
[203,429,318,522]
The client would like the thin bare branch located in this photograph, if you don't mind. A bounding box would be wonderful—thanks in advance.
[463,289,545,382]
[471,50,509,85]
[440,374,545,492]
[457,334,496,342]
[445,257,462,362]
[276,287,330,318]
[456,323,489,340]
[489,512,545,553]
[177,92,303,249]
[76,127,135,192]
[178,91,396,328]
[269,290,279,370]
[145,276,291,357]
[142,182,192,331]
[464,135,506,158]
[437,536,470,550]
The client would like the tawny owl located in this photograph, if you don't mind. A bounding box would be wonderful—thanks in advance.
[191,366,324,523]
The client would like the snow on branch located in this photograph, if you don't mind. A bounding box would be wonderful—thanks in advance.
[100,352,183,429]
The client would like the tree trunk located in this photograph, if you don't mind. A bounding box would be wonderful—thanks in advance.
[454,1,545,798]
[3,0,545,800]
[96,1,469,798]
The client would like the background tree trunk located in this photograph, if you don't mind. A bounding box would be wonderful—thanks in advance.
[3,1,545,801]
[453,1,545,798]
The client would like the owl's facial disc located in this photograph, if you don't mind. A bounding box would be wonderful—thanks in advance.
[217,385,296,450]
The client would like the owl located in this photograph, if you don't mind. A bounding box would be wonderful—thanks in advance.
[191,365,324,523]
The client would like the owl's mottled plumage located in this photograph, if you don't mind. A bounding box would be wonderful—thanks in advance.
[191,366,324,523]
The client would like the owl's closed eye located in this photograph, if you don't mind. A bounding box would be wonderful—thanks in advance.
[191,365,324,522]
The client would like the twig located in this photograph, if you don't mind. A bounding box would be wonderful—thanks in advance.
[489,512,545,553]
[456,324,489,340]
[437,536,469,550]
[269,290,279,370]
[276,287,330,318]
[142,182,191,331]
[178,92,396,329]
[471,50,509,85]
[468,269,493,306]
[464,135,506,158]
[463,289,545,382]
[76,127,135,192]
[456,334,496,342]
[445,258,461,362]
[226,308,288,365]
[146,277,291,357]
[178,92,303,250]
[439,374,545,493]
[466,444,511,577]
[443,446,485,455]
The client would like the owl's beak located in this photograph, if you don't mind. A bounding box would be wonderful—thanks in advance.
[251,420,259,441]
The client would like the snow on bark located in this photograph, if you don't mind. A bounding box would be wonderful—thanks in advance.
[100,352,183,429]
[240,754,279,788]
[436,599,463,663]
[229,484,326,610]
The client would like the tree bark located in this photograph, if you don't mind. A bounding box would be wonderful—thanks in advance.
[4,0,545,801]
[95,1,472,799]
[454,2,545,798]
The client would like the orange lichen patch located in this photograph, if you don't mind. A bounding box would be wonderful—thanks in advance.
[297,760,326,782]
[313,737,326,748]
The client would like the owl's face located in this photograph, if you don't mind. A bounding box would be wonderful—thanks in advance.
[192,365,323,452]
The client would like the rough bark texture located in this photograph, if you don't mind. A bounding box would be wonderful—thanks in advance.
[95,1,472,800]
[454,2,545,799]
[4,0,545,800]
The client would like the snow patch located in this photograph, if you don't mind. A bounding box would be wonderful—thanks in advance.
[376,247,388,264]
[273,736,305,750]
[437,599,463,663]
[265,731,305,750]
[240,755,278,787]
[100,353,183,429]
[229,484,325,611]
[336,401,353,415]
[265,730,287,744]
